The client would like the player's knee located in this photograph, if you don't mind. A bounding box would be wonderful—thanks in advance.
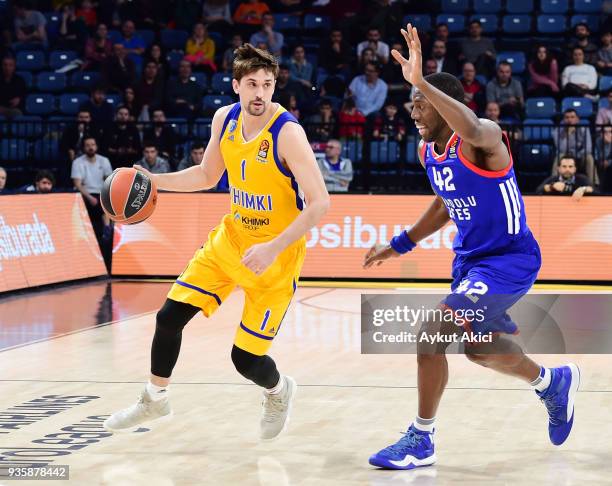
[464,350,493,367]
[155,300,191,335]
[231,345,260,377]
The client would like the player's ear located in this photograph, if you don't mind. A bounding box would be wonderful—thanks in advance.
[232,79,240,95]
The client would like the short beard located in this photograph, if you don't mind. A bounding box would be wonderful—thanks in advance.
[246,101,266,116]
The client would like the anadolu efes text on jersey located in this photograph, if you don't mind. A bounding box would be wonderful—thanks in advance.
[219,103,305,240]
[423,132,534,257]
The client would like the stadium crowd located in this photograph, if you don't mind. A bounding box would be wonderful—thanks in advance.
[0,0,611,197]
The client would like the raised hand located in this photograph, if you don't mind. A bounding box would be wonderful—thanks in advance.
[391,24,424,88]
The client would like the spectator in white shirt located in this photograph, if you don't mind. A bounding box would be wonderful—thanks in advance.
[561,47,598,97]
[316,139,353,192]
[348,62,388,117]
[357,28,390,65]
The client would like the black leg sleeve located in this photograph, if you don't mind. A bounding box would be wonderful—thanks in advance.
[231,345,281,389]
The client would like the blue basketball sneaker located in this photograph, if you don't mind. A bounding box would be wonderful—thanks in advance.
[536,364,580,446]
[369,425,436,470]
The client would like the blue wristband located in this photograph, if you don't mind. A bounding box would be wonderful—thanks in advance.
[390,231,416,254]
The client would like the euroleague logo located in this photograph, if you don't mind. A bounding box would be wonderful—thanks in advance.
[130,177,149,209]
[256,140,269,163]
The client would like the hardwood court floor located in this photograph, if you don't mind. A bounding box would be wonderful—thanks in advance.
[0,281,611,486]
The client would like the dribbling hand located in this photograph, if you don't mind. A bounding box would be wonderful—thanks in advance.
[363,244,400,269]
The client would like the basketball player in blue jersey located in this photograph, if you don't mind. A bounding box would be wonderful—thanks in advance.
[364,25,580,470]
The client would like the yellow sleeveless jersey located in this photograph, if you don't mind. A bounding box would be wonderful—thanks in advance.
[219,103,304,241]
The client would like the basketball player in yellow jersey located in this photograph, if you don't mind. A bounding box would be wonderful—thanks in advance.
[104,44,330,440]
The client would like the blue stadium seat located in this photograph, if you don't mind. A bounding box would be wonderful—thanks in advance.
[211,73,232,94]
[16,51,45,71]
[506,0,533,12]
[537,15,567,34]
[48,115,74,132]
[342,140,363,161]
[304,14,331,30]
[520,144,552,169]
[44,12,61,41]
[541,0,569,13]
[16,71,33,86]
[525,97,557,118]
[11,115,43,138]
[105,94,122,107]
[36,72,67,92]
[203,95,233,112]
[573,0,602,13]
[436,15,466,34]
[561,97,593,117]
[166,118,190,138]
[441,0,469,12]
[25,94,55,115]
[473,0,502,11]
[58,94,88,115]
[193,118,213,139]
[273,14,300,31]
[0,0,9,10]
[71,71,100,91]
[161,29,189,50]
[402,15,431,32]
[570,14,600,32]
[496,51,526,73]
[49,51,78,70]
[107,30,122,44]
[33,139,60,160]
[370,141,400,164]
[188,72,208,88]
[600,76,612,91]
[523,119,554,141]
[470,15,498,33]
[1,139,29,161]
[502,15,531,34]
[599,98,610,110]
[166,51,184,73]
[136,30,155,46]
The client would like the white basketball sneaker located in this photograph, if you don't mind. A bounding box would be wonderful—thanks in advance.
[260,376,297,441]
[104,388,172,433]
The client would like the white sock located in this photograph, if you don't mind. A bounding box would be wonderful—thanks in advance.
[146,381,169,401]
[265,376,285,395]
[413,415,435,433]
[531,367,551,392]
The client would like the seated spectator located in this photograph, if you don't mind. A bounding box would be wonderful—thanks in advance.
[135,61,165,121]
[136,142,172,174]
[433,23,459,60]
[60,109,101,163]
[317,139,353,192]
[306,99,337,143]
[0,56,26,119]
[357,47,377,74]
[289,45,313,90]
[486,62,524,120]
[57,4,87,51]
[103,43,137,93]
[460,20,496,77]
[373,101,406,142]
[596,90,612,125]
[165,60,203,118]
[461,62,485,114]
[249,13,283,57]
[318,29,354,78]
[143,109,179,162]
[357,28,389,65]
[280,93,300,120]
[0,167,7,195]
[484,101,501,123]
[80,86,114,124]
[185,22,217,73]
[145,44,170,80]
[76,0,97,29]
[84,23,113,71]
[103,106,142,167]
[537,155,594,200]
[596,31,612,75]
[202,0,233,35]
[566,23,598,66]
[553,108,596,185]
[118,20,145,59]
[562,47,598,98]
[177,142,205,171]
[122,87,138,120]
[528,45,559,98]
[13,0,47,49]
[71,137,113,245]
[233,0,270,28]
[596,125,612,193]
[338,97,366,140]
[348,62,388,118]
[431,40,458,75]
[22,169,55,194]
[222,34,243,72]
[272,64,305,107]
[381,42,407,92]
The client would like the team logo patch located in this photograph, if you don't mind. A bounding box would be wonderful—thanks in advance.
[228,119,237,133]
[448,137,459,158]
[256,140,270,163]
[234,211,241,221]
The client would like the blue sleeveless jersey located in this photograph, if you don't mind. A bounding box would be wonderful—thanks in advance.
[423,132,535,258]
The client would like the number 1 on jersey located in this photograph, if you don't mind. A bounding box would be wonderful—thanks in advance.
[241,159,246,181]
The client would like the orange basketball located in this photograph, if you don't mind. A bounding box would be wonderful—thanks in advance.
[100,167,158,224]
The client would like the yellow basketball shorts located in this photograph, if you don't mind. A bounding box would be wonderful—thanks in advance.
[167,214,306,356]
